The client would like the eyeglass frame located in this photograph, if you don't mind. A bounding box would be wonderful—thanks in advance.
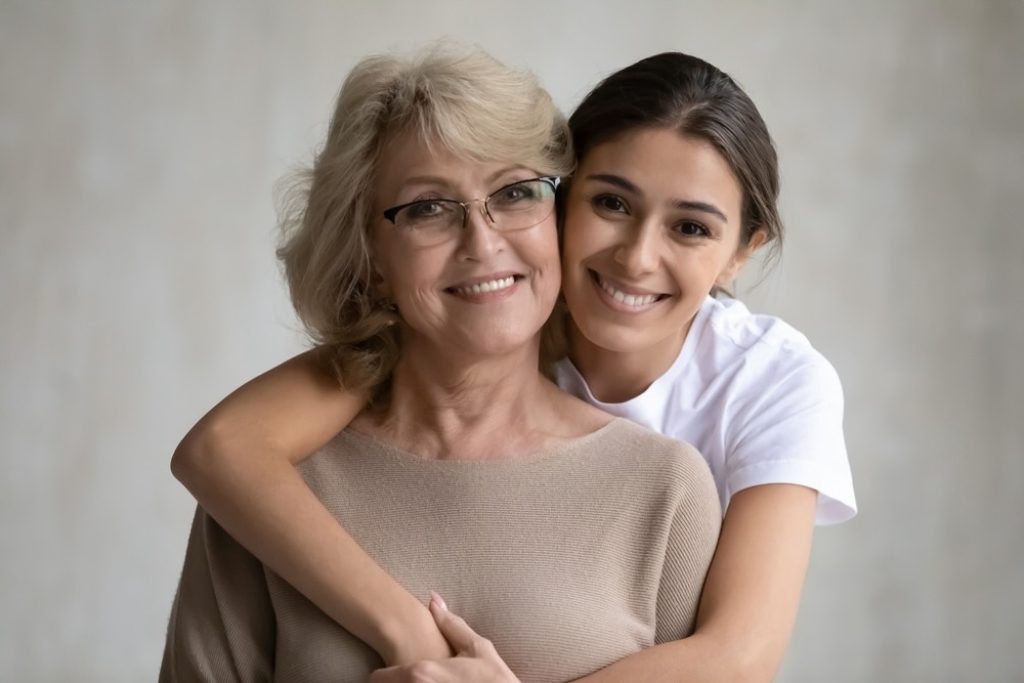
[381,176,561,233]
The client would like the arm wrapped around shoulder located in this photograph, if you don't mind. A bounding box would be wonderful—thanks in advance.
[652,441,722,643]
[160,508,276,683]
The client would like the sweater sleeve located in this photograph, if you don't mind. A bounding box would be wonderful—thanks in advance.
[159,507,276,682]
[653,447,722,643]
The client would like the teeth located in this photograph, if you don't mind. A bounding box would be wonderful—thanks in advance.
[598,275,659,307]
[455,276,515,295]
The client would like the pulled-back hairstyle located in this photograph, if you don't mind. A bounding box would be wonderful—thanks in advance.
[277,44,573,401]
[569,52,783,291]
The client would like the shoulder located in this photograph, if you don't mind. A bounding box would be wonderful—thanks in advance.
[701,306,855,523]
[582,422,722,540]
[696,297,843,403]
[591,420,717,496]
[293,428,394,502]
[700,296,814,358]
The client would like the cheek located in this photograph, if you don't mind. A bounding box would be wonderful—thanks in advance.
[702,245,741,278]
[562,198,624,266]
[665,247,731,293]
[521,218,561,271]
[560,206,592,270]
[540,225,562,272]
[381,249,445,305]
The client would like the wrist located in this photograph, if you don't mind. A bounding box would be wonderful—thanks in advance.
[377,596,452,666]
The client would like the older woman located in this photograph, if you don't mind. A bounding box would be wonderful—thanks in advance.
[160,46,720,682]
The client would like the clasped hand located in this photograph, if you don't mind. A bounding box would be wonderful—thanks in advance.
[370,593,520,683]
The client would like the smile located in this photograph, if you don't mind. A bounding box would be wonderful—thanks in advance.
[590,270,668,310]
[452,275,516,295]
[445,273,525,302]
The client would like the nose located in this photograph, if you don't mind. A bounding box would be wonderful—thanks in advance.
[613,221,660,276]
[457,201,504,260]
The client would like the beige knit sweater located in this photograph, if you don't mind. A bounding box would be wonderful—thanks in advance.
[160,418,721,682]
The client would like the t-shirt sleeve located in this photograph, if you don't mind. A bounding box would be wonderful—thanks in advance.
[653,448,722,643]
[159,507,276,682]
[726,353,857,525]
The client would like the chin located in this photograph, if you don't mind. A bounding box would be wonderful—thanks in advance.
[573,318,652,355]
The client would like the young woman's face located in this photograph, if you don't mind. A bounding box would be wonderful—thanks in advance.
[371,131,562,362]
[561,127,762,356]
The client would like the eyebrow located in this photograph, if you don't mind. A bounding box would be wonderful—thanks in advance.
[399,167,529,194]
[488,166,530,184]
[398,175,451,190]
[585,173,729,223]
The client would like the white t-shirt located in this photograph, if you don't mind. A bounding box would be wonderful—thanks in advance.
[555,296,857,525]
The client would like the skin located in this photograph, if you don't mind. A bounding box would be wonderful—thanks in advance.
[173,127,820,681]
[370,131,562,381]
[356,129,606,462]
[371,594,520,683]
[562,128,764,401]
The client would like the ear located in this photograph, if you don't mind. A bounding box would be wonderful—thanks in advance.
[367,231,392,299]
[369,269,391,300]
[717,227,768,286]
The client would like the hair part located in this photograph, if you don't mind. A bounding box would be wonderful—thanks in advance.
[569,52,783,295]
[276,44,573,403]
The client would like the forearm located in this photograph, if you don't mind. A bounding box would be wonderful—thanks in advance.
[177,439,449,664]
[571,632,753,683]
[169,350,450,663]
[575,485,817,683]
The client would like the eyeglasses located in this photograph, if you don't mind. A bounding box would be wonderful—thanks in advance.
[382,176,560,247]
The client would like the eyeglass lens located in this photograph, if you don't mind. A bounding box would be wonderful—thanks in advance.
[392,178,556,244]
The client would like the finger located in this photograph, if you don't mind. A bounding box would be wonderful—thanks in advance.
[367,664,404,683]
[368,661,445,683]
[429,590,448,611]
[370,658,483,683]
[428,594,488,655]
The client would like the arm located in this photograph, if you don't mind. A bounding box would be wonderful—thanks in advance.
[170,349,451,664]
[574,484,817,683]
[370,594,520,683]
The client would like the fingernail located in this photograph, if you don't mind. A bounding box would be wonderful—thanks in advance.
[429,590,448,611]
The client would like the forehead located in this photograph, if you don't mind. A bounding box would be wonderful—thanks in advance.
[578,128,743,220]
[374,129,528,204]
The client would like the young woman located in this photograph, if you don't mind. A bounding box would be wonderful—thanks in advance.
[173,51,855,681]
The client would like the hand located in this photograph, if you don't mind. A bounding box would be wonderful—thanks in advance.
[380,598,453,666]
[369,593,520,683]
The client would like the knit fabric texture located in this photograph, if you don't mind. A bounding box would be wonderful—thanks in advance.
[160,418,721,682]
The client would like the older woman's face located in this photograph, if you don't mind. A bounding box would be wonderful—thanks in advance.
[371,131,561,362]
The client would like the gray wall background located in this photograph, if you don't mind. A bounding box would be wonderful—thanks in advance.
[2,1,1021,680]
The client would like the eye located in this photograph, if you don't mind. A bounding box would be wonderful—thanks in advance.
[403,200,454,222]
[491,180,544,207]
[671,220,710,238]
[591,194,629,215]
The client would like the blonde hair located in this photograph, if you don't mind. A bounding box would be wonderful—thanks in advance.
[277,44,573,402]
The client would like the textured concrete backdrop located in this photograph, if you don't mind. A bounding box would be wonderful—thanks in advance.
[2,1,1021,680]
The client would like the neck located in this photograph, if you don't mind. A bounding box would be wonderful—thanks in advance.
[363,335,562,460]
[567,318,692,404]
